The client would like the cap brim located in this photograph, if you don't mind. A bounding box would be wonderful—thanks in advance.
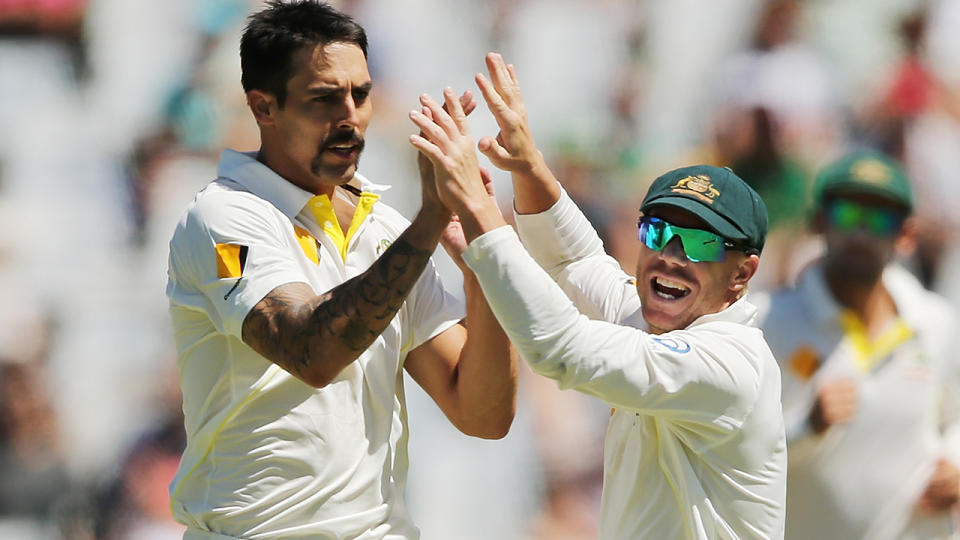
[641,196,748,243]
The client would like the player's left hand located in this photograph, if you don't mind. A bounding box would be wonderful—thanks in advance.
[917,458,960,513]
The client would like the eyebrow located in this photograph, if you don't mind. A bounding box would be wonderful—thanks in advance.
[306,81,373,96]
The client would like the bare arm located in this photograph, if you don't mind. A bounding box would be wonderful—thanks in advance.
[242,204,449,388]
[405,271,517,439]
[475,52,560,215]
[405,141,517,438]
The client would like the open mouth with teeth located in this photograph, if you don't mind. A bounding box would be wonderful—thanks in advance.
[651,276,691,300]
[325,143,360,160]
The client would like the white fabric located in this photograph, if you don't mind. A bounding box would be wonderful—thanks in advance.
[753,262,960,540]
[166,150,463,539]
[463,191,786,540]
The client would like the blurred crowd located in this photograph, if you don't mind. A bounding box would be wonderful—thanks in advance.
[3,0,960,538]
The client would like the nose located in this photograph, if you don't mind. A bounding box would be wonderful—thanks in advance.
[337,94,360,130]
[659,237,689,265]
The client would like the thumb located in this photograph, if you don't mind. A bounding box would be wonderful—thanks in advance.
[478,136,514,170]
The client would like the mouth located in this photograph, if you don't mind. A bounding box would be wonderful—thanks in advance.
[650,276,691,301]
[323,142,361,161]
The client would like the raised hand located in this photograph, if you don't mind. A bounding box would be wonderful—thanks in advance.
[417,90,478,202]
[409,87,506,242]
[475,52,545,175]
[417,90,478,220]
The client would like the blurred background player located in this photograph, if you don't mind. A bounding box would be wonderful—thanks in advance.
[754,149,960,540]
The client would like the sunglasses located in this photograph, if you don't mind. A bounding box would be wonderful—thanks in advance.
[825,200,904,236]
[637,216,756,262]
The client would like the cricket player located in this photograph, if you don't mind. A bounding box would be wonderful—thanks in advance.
[165,3,516,538]
[754,150,960,540]
[407,53,786,540]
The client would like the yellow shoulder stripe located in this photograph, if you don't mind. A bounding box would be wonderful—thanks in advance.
[215,243,246,279]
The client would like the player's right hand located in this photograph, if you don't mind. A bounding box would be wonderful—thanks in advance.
[475,52,545,175]
[809,378,858,434]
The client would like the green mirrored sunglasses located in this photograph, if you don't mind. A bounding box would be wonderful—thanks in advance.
[826,199,905,236]
[638,216,755,262]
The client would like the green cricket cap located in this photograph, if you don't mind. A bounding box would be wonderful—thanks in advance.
[640,165,769,253]
[814,150,912,211]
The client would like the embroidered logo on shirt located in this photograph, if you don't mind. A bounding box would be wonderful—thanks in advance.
[788,346,820,380]
[652,337,691,353]
[376,238,392,255]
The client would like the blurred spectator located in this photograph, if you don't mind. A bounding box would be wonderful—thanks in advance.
[94,369,185,540]
[706,105,815,288]
[718,0,842,168]
[754,150,960,539]
[0,357,70,528]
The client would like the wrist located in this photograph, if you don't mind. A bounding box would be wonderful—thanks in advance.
[458,199,508,244]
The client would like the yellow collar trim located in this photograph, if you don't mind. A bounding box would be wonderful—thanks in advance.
[839,310,914,373]
[307,191,380,261]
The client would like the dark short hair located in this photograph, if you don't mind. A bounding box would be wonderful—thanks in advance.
[240,0,368,106]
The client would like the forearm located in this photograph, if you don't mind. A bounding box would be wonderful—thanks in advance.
[242,208,448,387]
[452,271,517,437]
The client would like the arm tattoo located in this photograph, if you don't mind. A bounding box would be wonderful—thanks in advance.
[243,237,435,385]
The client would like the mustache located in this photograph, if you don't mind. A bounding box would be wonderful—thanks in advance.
[320,130,365,152]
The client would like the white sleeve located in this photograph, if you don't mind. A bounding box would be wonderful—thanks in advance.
[932,304,960,467]
[464,226,760,440]
[515,187,639,323]
[167,192,310,338]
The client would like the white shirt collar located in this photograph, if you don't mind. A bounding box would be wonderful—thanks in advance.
[686,295,759,329]
[216,149,391,219]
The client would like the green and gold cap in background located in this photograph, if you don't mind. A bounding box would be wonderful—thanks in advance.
[640,165,769,253]
[814,150,913,211]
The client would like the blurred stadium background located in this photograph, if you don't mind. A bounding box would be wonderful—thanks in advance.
[2,0,960,538]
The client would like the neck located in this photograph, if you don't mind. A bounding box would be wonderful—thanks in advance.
[257,141,336,198]
[823,264,896,330]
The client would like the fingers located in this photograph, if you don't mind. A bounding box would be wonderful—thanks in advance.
[478,135,513,169]
[443,86,470,134]
[408,133,445,166]
[485,52,513,100]
[507,63,519,85]
[476,72,511,123]
[410,108,451,150]
[419,93,459,138]
[459,90,478,117]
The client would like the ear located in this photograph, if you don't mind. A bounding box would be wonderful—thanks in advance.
[729,254,760,294]
[894,215,918,257]
[247,90,278,126]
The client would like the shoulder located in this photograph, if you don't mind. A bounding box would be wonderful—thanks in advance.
[172,179,287,243]
[887,265,959,334]
[751,285,807,329]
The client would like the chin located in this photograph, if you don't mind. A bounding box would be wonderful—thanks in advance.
[641,304,689,334]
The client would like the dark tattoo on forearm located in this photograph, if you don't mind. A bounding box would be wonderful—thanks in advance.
[242,238,435,383]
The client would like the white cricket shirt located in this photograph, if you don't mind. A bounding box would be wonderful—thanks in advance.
[754,263,960,540]
[166,150,463,539]
[461,191,786,540]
